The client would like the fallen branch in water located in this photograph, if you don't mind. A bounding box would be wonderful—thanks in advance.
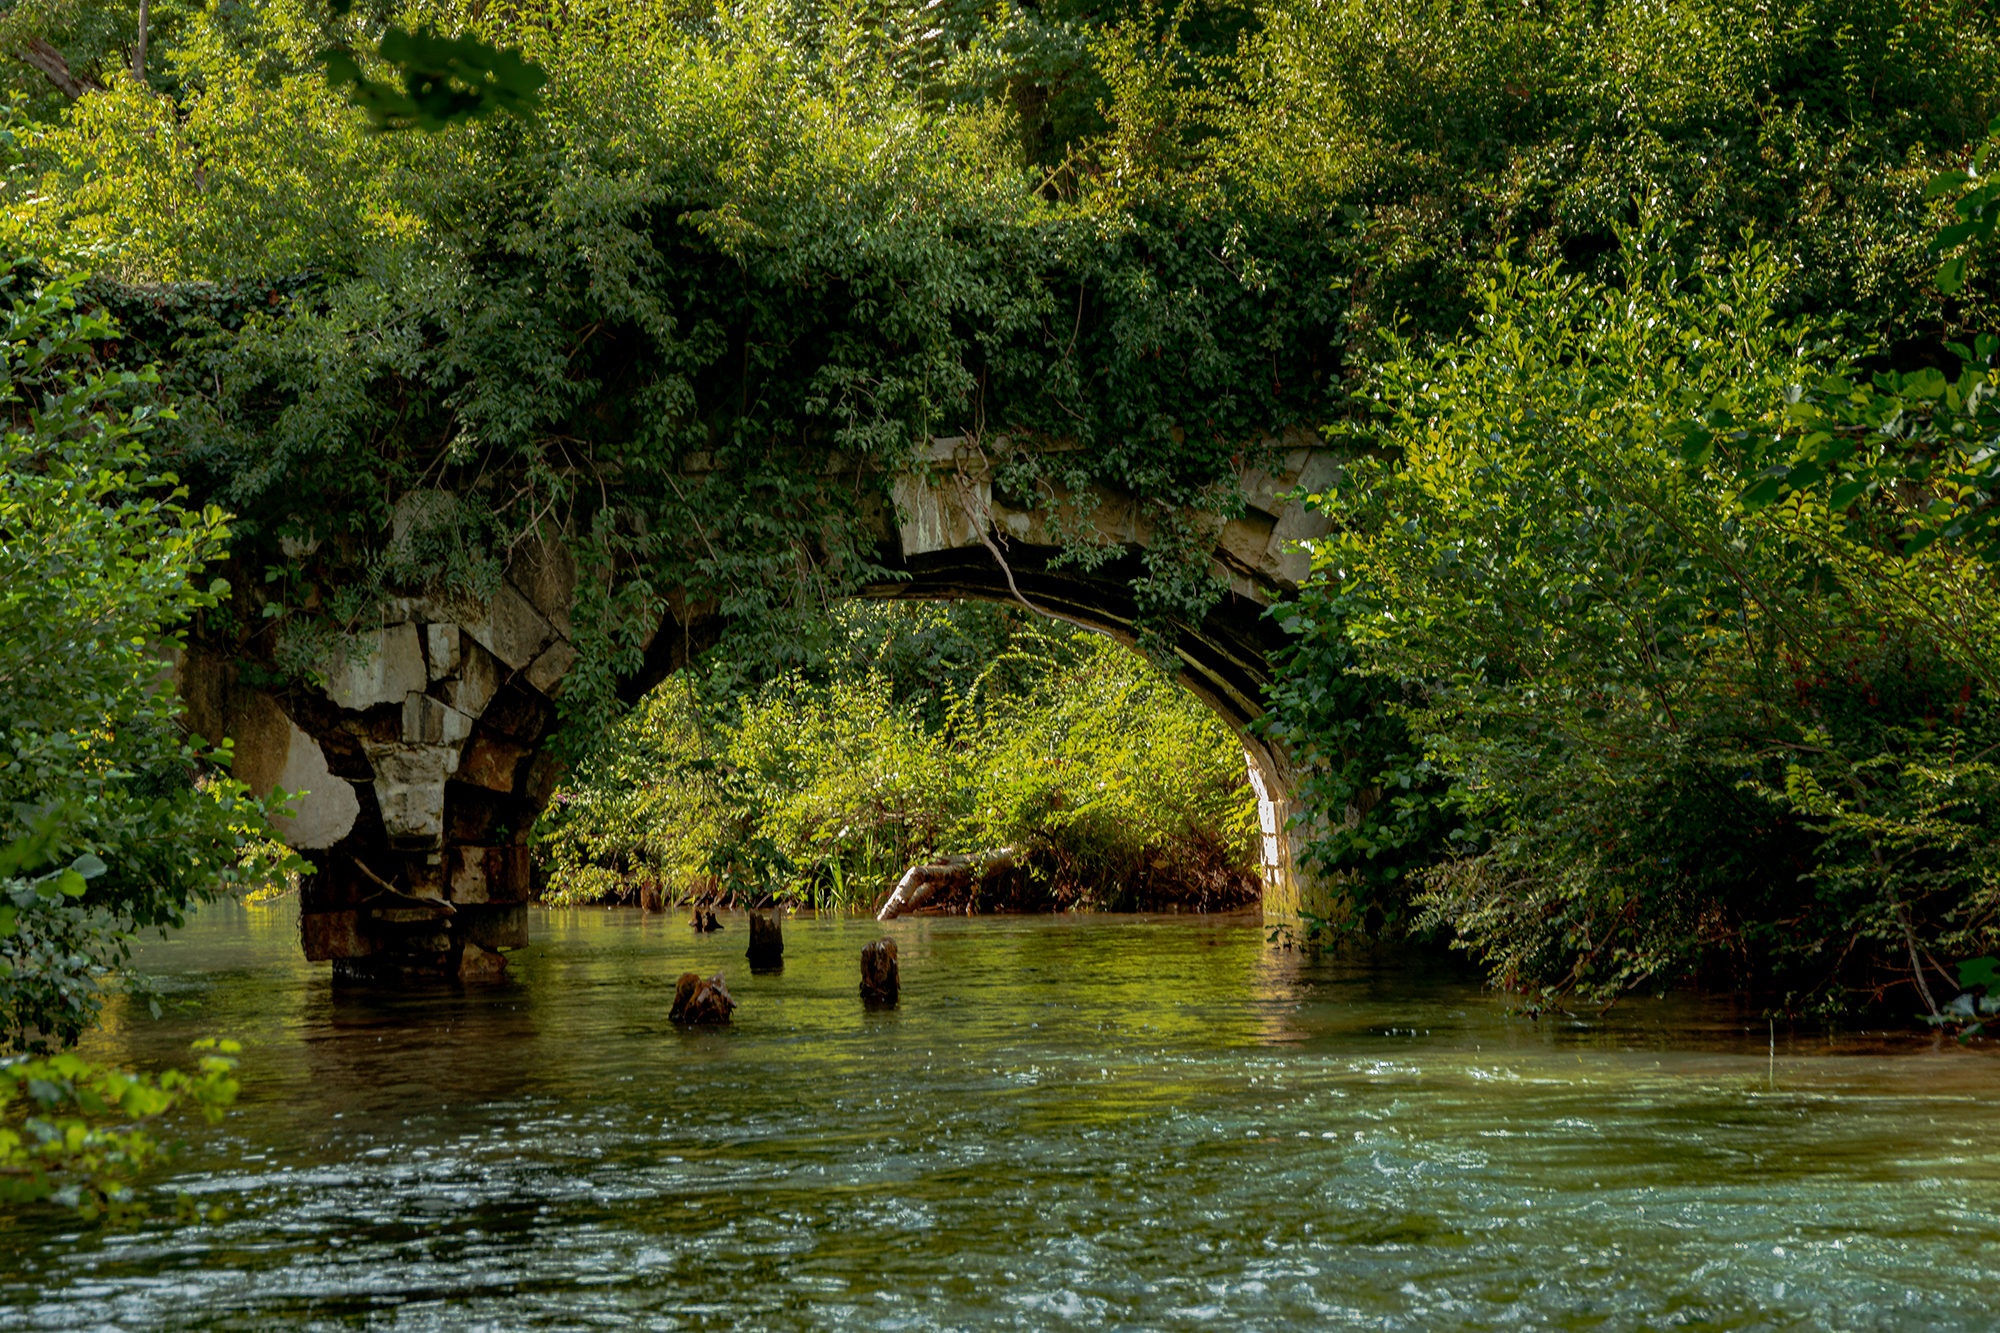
[876,847,1016,920]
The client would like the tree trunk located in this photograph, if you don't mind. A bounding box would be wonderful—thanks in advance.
[19,37,102,101]
[132,0,149,83]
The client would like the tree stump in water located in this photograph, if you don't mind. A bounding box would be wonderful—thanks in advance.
[670,971,736,1023]
[690,907,721,932]
[639,882,664,913]
[860,939,899,1004]
[876,847,1015,920]
[746,911,783,967]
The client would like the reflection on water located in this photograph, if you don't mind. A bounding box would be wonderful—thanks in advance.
[4,902,1998,1331]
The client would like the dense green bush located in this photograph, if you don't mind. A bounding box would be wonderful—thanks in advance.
[1307,222,2000,1013]
[0,265,291,1050]
[537,604,1262,911]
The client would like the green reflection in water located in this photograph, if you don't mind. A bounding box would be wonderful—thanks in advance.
[3,903,1997,1332]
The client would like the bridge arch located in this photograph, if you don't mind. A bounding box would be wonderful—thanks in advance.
[179,436,1334,980]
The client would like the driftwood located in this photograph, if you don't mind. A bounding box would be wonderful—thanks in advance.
[876,847,1016,920]
[670,971,735,1023]
[860,939,899,1004]
[746,911,783,967]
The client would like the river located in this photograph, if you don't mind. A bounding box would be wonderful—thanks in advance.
[2,903,1996,1331]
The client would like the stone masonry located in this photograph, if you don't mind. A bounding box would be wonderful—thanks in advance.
[186,432,1336,981]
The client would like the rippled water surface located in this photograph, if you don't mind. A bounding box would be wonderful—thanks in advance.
[4,904,1999,1331]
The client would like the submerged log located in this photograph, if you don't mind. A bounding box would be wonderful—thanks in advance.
[670,970,736,1023]
[875,847,1016,920]
[746,911,783,967]
[860,939,899,1004]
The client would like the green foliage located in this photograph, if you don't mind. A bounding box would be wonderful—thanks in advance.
[0,1037,240,1221]
[538,604,1260,910]
[1929,114,2000,295]
[0,264,296,1050]
[321,21,547,132]
[1255,589,1453,933]
[1309,223,2000,1012]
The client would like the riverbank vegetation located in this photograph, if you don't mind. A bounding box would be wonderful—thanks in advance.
[0,0,1995,1019]
[537,603,1263,912]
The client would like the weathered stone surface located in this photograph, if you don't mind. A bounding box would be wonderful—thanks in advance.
[221,693,361,850]
[457,939,508,982]
[324,623,427,710]
[894,474,989,557]
[362,743,455,846]
[446,782,508,843]
[480,680,556,743]
[507,531,577,638]
[746,912,783,967]
[369,904,453,924]
[425,623,462,679]
[1244,754,1283,888]
[401,693,474,747]
[670,971,735,1023]
[521,752,564,810]
[437,638,503,718]
[458,733,530,794]
[380,596,442,625]
[860,938,899,1004]
[448,845,530,904]
[464,581,556,671]
[524,639,578,698]
[1216,511,1279,575]
[464,904,529,950]
[302,911,373,961]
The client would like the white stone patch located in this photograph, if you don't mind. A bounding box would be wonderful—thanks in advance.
[425,623,462,679]
[266,721,360,850]
[322,623,427,710]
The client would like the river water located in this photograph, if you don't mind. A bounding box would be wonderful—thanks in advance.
[2,903,1997,1331]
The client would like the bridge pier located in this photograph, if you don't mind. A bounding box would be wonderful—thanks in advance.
[180,436,1338,978]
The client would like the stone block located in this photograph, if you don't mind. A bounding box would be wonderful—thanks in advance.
[323,623,427,710]
[481,682,555,743]
[1216,511,1278,575]
[463,904,529,951]
[401,693,474,746]
[363,743,454,847]
[893,474,988,558]
[458,733,530,793]
[224,693,361,851]
[507,531,577,637]
[457,939,508,982]
[438,638,503,719]
[369,904,454,924]
[448,845,531,904]
[446,782,509,843]
[522,752,564,811]
[524,639,578,698]
[464,581,556,671]
[301,910,374,961]
[425,624,462,679]
[381,596,443,626]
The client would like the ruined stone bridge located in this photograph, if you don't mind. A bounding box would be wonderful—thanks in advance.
[180,433,1336,980]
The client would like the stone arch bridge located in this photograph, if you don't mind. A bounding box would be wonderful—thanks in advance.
[179,434,1337,980]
